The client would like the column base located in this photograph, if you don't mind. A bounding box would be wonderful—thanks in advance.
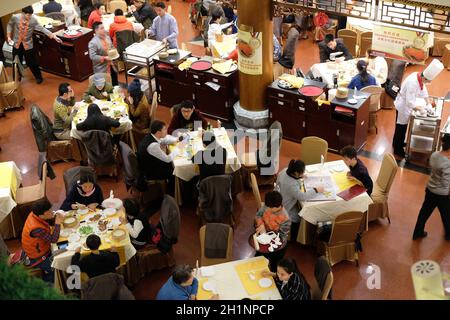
[233,101,269,130]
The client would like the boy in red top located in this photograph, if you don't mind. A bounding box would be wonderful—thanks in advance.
[21,199,64,282]
[255,191,291,272]
[88,3,106,29]
[109,9,134,48]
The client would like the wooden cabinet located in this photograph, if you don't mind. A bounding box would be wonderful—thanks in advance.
[34,27,93,81]
[268,81,370,152]
[155,58,239,122]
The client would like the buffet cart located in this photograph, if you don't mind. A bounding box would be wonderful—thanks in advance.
[405,97,443,163]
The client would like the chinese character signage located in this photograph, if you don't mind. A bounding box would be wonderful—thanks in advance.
[372,23,431,64]
[237,24,263,75]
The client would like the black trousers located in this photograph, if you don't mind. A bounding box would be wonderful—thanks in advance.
[110,65,118,87]
[256,245,288,272]
[290,222,300,242]
[13,43,42,81]
[413,188,450,237]
[392,110,407,156]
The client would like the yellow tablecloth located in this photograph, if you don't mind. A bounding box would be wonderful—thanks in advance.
[51,207,136,271]
[234,258,276,296]
[170,128,241,182]
[70,98,133,140]
[0,161,22,224]
[196,256,281,300]
[299,160,373,225]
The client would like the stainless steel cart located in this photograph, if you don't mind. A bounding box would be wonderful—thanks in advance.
[405,97,443,163]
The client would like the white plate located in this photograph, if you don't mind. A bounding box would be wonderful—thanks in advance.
[203,281,217,292]
[258,278,273,288]
[108,217,121,228]
[68,233,80,243]
[347,98,357,104]
[256,233,272,245]
[85,213,103,222]
[103,208,117,217]
[77,208,89,215]
[102,198,122,210]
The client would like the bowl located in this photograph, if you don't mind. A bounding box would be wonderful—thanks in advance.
[112,229,126,241]
[102,198,123,210]
[102,208,117,217]
[77,208,89,215]
[63,216,78,229]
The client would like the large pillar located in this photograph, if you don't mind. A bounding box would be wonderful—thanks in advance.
[234,0,273,129]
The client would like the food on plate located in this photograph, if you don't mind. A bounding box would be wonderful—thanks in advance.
[78,225,95,237]
[278,74,304,88]
[88,214,102,223]
[159,51,169,58]
[335,87,349,99]
[101,107,110,112]
[403,46,426,62]
[167,48,178,55]
[238,41,253,57]
[97,220,108,232]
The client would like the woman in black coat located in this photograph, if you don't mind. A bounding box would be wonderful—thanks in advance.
[60,174,104,211]
[262,258,311,300]
[76,103,120,133]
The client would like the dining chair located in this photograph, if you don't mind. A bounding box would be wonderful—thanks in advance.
[241,121,283,188]
[250,173,263,210]
[318,211,364,266]
[79,130,118,180]
[361,85,384,134]
[359,31,372,57]
[311,256,333,300]
[300,136,328,165]
[200,223,233,266]
[337,29,358,57]
[63,166,96,196]
[108,0,128,14]
[368,153,398,225]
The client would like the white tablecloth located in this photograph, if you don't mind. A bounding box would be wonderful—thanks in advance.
[196,256,282,300]
[33,0,79,25]
[298,160,373,225]
[311,58,385,89]
[172,127,241,182]
[0,162,22,224]
[102,14,144,35]
[70,99,133,140]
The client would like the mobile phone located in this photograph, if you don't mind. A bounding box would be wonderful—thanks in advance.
[57,240,69,250]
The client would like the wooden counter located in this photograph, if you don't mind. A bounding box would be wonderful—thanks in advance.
[154,57,239,122]
[267,80,370,152]
[33,27,94,81]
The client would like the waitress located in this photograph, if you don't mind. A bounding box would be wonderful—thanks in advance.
[392,59,444,158]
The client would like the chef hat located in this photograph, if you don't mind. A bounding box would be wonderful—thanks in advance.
[93,73,106,87]
[422,59,444,81]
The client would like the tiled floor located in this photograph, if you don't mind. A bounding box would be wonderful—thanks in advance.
[1,0,449,300]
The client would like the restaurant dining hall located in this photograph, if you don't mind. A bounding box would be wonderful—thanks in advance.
[0,0,450,306]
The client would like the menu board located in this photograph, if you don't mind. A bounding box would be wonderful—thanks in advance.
[237,24,263,75]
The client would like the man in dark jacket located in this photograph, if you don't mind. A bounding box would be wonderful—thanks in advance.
[340,145,373,195]
[319,34,353,63]
[192,131,227,182]
[43,0,62,14]
[71,234,120,278]
[130,0,157,30]
[168,100,207,135]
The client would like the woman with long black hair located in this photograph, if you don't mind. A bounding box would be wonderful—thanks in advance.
[262,258,311,300]
[348,59,377,90]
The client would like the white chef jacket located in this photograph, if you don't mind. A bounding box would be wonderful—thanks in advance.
[394,72,428,125]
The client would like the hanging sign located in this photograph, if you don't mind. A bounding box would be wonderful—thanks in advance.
[372,23,431,64]
[237,24,263,75]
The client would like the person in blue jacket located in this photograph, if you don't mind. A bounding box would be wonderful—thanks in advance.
[157,264,219,300]
[348,59,377,90]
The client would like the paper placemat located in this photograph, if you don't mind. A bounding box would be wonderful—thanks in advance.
[234,259,275,296]
[332,172,359,192]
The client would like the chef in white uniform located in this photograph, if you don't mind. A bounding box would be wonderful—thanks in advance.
[392,59,444,157]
